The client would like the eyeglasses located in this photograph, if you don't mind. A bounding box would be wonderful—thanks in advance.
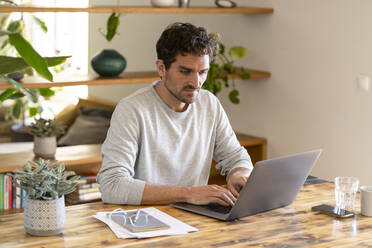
[108,208,149,227]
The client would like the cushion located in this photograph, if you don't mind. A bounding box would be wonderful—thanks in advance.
[57,107,113,146]
[55,104,79,128]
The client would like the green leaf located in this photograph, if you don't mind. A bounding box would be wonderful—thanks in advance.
[0,88,16,102]
[228,89,240,104]
[106,13,120,42]
[218,42,225,55]
[229,46,248,59]
[223,62,235,74]
[28,107,39,117]
[0,39,9,49]
[222,76,229,87]
[62,171,75,179]
[7,20,21,32]
[38,88,55,97]
[31,15,48,33]
[8,33,53,81]
[240,68,251,80]
[45,56,69,67]
[0,55,69,74]
[0,14,11,28]
[8,91,25,99]
[0,74,35,102]
[12,99,22,119]
[215,81,222,93]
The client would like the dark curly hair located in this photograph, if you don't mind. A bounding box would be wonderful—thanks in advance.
[156,22,218,70]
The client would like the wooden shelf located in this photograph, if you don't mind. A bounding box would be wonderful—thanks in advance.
[0,6,274,14]
[0,69,271,90]
[0,144,102,174]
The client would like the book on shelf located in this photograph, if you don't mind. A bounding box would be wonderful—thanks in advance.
[0,173,24,210]
[66,174,101,203]
[0,174,3,210]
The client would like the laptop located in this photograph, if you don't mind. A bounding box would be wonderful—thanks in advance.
[172,149,322,221]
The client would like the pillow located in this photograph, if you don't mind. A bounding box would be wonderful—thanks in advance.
[57,107,113,146]
[55,104,79,128]
[79,106,113,119]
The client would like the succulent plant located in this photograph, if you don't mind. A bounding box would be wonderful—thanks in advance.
[29,117,65,137]
[12,159,80,200]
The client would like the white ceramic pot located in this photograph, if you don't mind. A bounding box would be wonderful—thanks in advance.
[24,196,66,236]
[33,136,57,158]
[151,0,175,7]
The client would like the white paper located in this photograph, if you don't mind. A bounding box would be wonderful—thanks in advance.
[93,207,198,239]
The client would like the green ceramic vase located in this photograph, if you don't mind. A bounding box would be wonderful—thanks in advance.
[91,49,126,77]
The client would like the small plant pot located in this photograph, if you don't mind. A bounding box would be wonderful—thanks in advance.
[24,196,66,236]
[33,136,57,159]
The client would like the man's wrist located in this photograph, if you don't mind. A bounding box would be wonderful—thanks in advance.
[227,167,252,182]
[181,186,192,202]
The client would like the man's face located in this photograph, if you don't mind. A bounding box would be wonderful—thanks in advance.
[160,54,210,105]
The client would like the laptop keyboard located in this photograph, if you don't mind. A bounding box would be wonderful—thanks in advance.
[206,203,232,214]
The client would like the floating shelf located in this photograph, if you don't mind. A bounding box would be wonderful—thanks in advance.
[0,69,271,90]
[0,6,274,14]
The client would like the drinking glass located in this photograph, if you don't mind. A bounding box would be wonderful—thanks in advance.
[334,177,359,210]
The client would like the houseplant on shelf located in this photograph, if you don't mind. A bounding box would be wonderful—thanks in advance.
[203,34,250,104]
[12,159,80,236]
[0,1,70,103]
[29,117,65,159]
[91,2,126,77]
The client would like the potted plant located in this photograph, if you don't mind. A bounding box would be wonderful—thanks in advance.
[91,3,126,77]
[0,0,70,104]
[12,159,80,236]
[29,118,65,159]
[203,34,250,104]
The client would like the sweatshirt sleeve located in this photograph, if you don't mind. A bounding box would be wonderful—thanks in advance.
[213,99,253,178]
[97,100,146,205]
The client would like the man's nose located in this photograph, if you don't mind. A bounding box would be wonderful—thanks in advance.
[189,72,201,88]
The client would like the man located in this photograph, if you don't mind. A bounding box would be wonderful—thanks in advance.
[97,22,253,206]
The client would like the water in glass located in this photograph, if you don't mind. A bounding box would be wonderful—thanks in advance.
[335,177,359,210]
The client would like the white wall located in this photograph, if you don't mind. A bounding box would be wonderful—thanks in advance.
[88,0,372,185]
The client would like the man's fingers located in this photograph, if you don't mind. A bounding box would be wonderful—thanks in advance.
[229,185,239,198]
[215,187,237,206]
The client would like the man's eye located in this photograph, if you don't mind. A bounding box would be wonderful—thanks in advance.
[181,70,190,74]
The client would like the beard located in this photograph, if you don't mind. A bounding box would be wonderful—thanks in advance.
[163,76,201,105]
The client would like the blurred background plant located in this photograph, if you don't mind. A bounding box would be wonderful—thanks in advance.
[99,0,122,42]
[203,33,250,104]
[0,0,56,125]
[0,0,68,129]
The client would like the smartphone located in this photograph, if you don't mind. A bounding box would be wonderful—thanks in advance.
[311,204,355,218]
[109,211,170,233]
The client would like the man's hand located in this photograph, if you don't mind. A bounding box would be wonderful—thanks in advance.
[186,185,237,206]
[226,167,252,197]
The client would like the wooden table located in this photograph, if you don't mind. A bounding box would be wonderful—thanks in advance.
[1,182,372,247]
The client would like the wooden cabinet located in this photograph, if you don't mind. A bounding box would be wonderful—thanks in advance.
[208,133,267,185]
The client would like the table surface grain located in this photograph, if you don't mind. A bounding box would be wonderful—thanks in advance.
[1,182,372,248]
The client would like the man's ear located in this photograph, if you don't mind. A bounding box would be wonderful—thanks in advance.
[156,59,166,79]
